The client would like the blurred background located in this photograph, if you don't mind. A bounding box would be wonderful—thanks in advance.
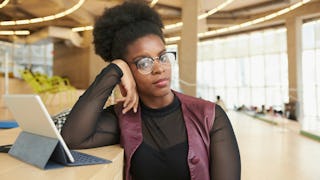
[1,0,320,179]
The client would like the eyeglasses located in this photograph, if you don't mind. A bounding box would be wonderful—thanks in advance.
[132,52,175,75]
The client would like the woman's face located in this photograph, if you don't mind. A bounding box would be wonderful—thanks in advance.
[125,34,172,100]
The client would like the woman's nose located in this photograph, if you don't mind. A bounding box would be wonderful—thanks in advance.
[152,59,164,74]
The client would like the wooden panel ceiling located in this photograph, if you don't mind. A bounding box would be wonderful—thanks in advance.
[0,0,309,42]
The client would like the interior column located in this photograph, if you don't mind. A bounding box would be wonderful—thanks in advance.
[178,0,199,96]
[286,16,303,121]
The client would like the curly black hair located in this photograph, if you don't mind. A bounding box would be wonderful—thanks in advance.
[93,2,164,62]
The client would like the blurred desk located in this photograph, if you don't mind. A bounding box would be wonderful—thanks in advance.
[0,128,124,180]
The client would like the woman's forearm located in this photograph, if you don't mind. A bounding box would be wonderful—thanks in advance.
[61,63,122,149]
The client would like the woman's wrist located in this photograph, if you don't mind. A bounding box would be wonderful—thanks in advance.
[109,62,124,78]
[111,59,132,80]
[112,59,128,71]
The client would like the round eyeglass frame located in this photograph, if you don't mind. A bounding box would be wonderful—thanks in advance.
[132,52,175,75]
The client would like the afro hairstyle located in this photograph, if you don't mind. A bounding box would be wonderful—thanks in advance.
[93,2,164,62]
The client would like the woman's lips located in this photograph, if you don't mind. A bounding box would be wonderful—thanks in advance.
[153,78,169,88]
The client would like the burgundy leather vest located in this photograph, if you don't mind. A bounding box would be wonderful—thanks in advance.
[115,91,215,180]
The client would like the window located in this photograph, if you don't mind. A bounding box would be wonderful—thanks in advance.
[0,40,53,78]
[197,28,288,111]
[302,19,320,133]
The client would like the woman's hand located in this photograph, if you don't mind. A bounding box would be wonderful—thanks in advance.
[112,59,139,114]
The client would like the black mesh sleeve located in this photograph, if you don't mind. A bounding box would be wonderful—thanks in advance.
[61,63,122,149]
[210,105,241,180]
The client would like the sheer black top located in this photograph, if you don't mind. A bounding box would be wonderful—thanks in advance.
[61,63,241,180]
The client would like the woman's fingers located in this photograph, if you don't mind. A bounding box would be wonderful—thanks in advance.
[133,93,139,112]
[112,59,139,114]
[112,59,139,113]
[118,84,127,97]
[115,89,139,114]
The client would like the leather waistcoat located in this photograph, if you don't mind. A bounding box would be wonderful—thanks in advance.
[115,91,215,180]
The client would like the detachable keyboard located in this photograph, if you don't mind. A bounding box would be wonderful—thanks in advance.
[65,150,112,166]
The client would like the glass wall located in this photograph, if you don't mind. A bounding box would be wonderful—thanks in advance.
[166,44,180,91]
[0,40,53,78]
[197,28,289,111]
[302,19,320,133]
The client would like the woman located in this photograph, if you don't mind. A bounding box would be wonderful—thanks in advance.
[61,2,241,180]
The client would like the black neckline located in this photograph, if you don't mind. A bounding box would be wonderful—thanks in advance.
[140,95,180,117]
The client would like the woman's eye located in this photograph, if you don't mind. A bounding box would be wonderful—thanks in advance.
[159,55,168,63]
[138,59,152,68]
[141,62,149,68]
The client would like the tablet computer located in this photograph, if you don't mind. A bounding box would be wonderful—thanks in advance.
[4,94,110,167]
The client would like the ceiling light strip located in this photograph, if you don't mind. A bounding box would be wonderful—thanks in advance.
[150,0,159,7]
[0,0,10,8]
[165,0,235,30]
[72,25,93,32]
[166,0,311,43]
[0,30,30,35]
[0,0,85,26]
[72,0,233,32]
[198,0,234,20]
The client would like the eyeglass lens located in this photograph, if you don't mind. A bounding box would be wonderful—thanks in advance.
[136,52,175,74]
